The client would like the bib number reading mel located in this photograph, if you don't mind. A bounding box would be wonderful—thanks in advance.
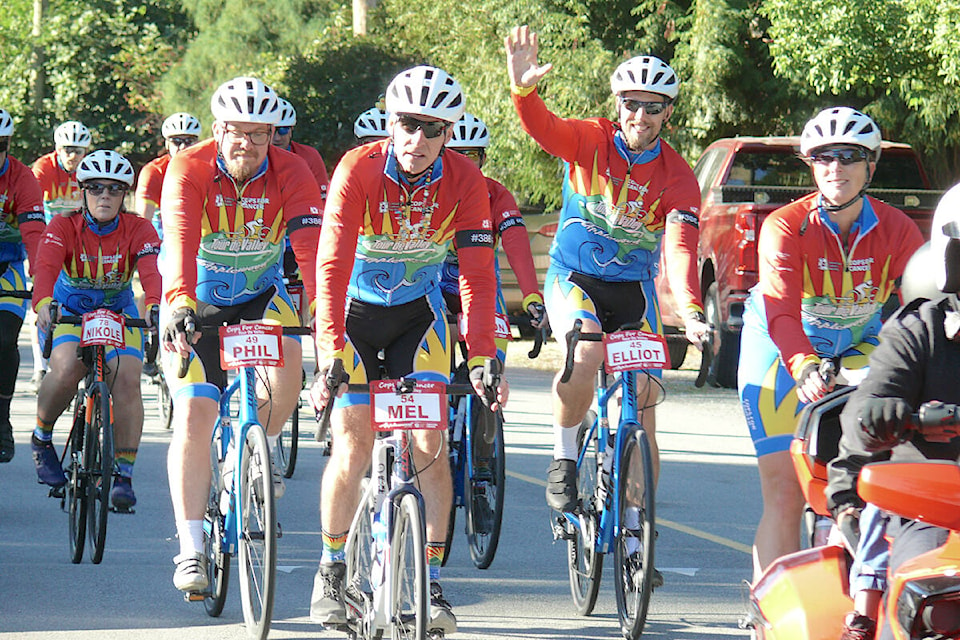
[603,330,670,373]
[370,380,448,431]
[219,324,284,369]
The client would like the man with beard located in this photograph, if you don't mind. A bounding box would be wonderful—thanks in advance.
[504,26,709,580]
[160,76,322,592]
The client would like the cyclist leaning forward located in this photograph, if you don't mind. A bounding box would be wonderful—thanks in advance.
[0,108,46,463]
[309,65,508,636]
[160,76,322,592]
[31,150,161,511]
[504,26,709,558]
[737,107,924,579]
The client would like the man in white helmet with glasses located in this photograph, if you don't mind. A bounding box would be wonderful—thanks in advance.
[160,76,323,593]
[136,112,202,239]
[309,65,507,635]
[0,108,45,464]
[504,26,709,586]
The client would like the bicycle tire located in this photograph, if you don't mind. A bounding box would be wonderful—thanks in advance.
[344,478,374,627]
[87,385,113,564]
[465,400,504,569]
[66,399,87,564]
[277,398,299,479]
[204,435,230,617]
[157,372,173,430]
[568,410,603,616]
[237,424,277,640]
[442,398,465,566]
[390,493,427,640]
[613,427,656,639]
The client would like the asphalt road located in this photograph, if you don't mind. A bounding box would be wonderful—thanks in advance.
[0,333,759,639]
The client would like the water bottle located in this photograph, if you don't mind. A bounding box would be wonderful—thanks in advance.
[370,510,388,589]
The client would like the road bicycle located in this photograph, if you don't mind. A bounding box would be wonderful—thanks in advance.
[316,359,496,639]
[275,276,309,477]
[552,319,667,640]
[180,321,310,640]
[42,301,153,564]
[144,329,173,429]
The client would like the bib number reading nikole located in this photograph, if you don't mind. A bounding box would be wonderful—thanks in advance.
[457,313,512,341]
[603,330,670,373]
[370,380,448,431]
[80,309,126,348]
[219,323,284,369]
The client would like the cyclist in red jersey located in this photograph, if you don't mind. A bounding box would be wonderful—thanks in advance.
[135,112,202,238]
[30,120,93,390]
[161,76,323,593]
[0,109,45,463]
[353,105,389,146]
[309,66,507,635]
[31,150,160,510]
[505,26,709,537]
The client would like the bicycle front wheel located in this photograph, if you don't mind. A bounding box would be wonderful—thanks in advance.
[157,372,173,430]
[613,426,656,639]
[66,399,87,564]
[86,386,113,564]
[237,425,277,639]
[277,398,299,478]
[344,478,374,626]
[465,401,505,569]
[390,493,427,640]
[568,410,602,615]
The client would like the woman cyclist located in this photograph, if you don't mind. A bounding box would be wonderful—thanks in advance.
[738,106,924,579]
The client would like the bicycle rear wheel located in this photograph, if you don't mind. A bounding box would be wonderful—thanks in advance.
[613,426,656,639]
[390,493,427,640]
[465,400,505,569]
[204,433,230,617]
[66,399,87,564]
[237,424,277,640]
[568,410,603,616]
[86,386,113,564]
[277,397,299,478]
[157,372,173,430]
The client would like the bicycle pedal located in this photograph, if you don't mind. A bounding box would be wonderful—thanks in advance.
[551,517,574,542]
[48,486,65,499]
[110,506,135,515]
[184,591,207,602]
[427,632,445,640]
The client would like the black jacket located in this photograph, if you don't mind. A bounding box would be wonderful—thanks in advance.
[826,294,960,515]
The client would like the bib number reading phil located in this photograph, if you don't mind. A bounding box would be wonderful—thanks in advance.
[80,309,126,348]
[370,380,448,431]
[219,323,284,369]
[603,330,670,373]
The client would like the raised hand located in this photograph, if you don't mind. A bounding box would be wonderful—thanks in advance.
[504,25,553,88]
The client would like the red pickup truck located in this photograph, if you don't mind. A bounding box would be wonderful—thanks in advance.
[656,136,943,387]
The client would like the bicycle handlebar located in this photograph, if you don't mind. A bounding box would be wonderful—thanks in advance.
[41,301,153,360]
[174,322,313,379]
[560,319,645,383]
[906,401,960,440]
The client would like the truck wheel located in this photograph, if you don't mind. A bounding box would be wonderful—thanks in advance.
[666,337,687,370]
[705,282,740,389]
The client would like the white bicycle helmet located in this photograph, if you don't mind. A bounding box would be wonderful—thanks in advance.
[76,150,134,187]
[54,121,92,147]
[210,76,280,125]
[385,66,465,124]
[610,56,680,100]
[161,112,202,138]
[929,184,960,293]
[449,113,490,149]
[800,107,882,159]
[0,109,13,137]
[276,98,297,127]
[354,107,389,140]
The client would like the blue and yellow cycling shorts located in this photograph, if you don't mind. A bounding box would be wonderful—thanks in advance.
[0,261,30,319]
[738,312,876,457]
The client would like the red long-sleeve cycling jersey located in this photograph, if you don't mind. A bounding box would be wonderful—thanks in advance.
[32,210,161,314]
[756,193,924,378]
[487,176,542,308]
[512,86,703,318]
[135,154,170,216]
[0,156,45,270]
[315,140,498,366]
[159,139,323,311]
[288,141,329,205]
[32,151,82,220]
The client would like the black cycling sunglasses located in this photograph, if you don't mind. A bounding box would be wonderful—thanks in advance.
[84,182,127,196]
[810,147,869,166]
[620,98,669,116]
[397,115,449,139]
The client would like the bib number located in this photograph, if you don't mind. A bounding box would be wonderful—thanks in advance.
[219,323,284,369]
[370,380,448,431]
[603,330,670,373]
[80,309,126,348]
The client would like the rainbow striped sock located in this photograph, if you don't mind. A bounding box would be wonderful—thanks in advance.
[33,417,54,443]
[321,529,348,564]
[115,448,137,478]
[426,542,445,582]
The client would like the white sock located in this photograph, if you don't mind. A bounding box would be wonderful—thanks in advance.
[552,423,580,460]
[176,519,205,557]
